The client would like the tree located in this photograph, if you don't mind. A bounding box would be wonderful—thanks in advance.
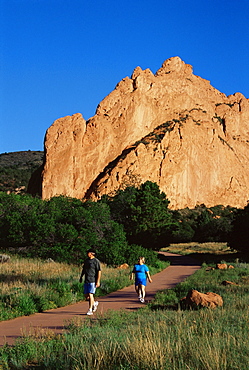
[229,203,249,257]
[0,192,44,248]
[0,193,130,265]
[193,204,236,242]
[101,181,178,250]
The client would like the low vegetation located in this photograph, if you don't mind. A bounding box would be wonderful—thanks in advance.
[0,151,43,193]
[1,180,248,263]
[0,191,158,266]
[162,241,231,255]
[161,242,240,265]
[1,256,248,370]
[0,254,168,322]
[1,165,249,368]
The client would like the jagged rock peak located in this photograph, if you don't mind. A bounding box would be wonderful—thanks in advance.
[130,56,193,79]
[155,56,193,76]
[131,66,154,79]
[30,57,249,210]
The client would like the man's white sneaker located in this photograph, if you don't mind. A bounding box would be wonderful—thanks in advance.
[140,298,145,303]
[87,309,93,315]
[93,301,99,312]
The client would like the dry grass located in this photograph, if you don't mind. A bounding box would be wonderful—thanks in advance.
[0,254,133,321]
[0,256,130,290]
[0,256,79,279]
[0,256,80,293]
[161,242,235,255]
[1,261,249,370]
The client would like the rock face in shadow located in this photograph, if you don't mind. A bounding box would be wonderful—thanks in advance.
[32,57,249,209]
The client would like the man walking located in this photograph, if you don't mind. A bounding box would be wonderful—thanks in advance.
[79,249,101,315]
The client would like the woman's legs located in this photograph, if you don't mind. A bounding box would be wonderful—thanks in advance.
[135,284,146,301]
[135,284,141,298]
[140,284,146,299]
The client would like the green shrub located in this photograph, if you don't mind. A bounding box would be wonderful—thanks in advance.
[124,244,158,267]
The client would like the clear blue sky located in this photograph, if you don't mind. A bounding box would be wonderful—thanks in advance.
[1,0,249,153]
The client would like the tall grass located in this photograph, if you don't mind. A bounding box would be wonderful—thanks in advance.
[162,242,233,255]
[1,260,248,369]
[0,254,168,321]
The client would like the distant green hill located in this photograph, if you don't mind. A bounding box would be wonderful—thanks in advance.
[0,151,44,193]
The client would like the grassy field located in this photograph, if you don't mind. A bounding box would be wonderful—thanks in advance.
[162,241,233,255]
[162,242,241,264]
[0,253,168,321]
[0,243,248,369]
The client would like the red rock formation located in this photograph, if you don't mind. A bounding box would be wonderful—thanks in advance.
[216,263,228,270]
[182,289,223,309]
[38,57,249,209]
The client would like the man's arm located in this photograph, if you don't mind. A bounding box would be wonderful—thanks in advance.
[96,270,101,287]
[79,266,85,283]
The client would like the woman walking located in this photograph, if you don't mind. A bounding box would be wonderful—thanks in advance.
[130,257,152,303]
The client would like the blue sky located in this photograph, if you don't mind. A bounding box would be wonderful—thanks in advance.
[1,0,249,153]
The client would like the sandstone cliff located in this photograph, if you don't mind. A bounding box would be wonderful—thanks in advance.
[37,57,249,209]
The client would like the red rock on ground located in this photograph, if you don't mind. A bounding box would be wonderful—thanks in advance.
[182,289,223,309]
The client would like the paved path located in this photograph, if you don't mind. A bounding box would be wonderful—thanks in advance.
[0,252,201,346]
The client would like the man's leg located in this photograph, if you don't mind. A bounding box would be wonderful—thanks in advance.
[89,293,94,311]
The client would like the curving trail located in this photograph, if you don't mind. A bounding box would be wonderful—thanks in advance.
[0,252,201,346]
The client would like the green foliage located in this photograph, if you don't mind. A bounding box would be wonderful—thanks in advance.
[229,203,249,257]
[83,201,129,265]
[0,255,167,322]
[101,181,178,250]
[173,204,236,243]
[0,193,126,265]
[150,289,179,308]
[194,205,236,242]
[0,192,43,247]
[124,244,158,267]
[1,263,248,370]
[0,180,239,267]
[0,192,157,266]
[1,290,37,317]
[151,262,249,311]
[0,151,43,193]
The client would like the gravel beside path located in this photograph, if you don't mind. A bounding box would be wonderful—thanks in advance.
[0,252,201,346]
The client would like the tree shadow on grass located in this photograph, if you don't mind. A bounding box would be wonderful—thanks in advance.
[158,252,201,266]
[185,251,245,264]
[159,250,244,265]
[149,303,179,311]
[0,273,26,283]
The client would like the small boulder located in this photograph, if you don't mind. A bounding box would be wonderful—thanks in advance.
[205,266,215,271]
[0,254,10,263]
[45,258,55,263]
[117,263,129,270]
[216,263,228,270]
[181,289,223,309]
